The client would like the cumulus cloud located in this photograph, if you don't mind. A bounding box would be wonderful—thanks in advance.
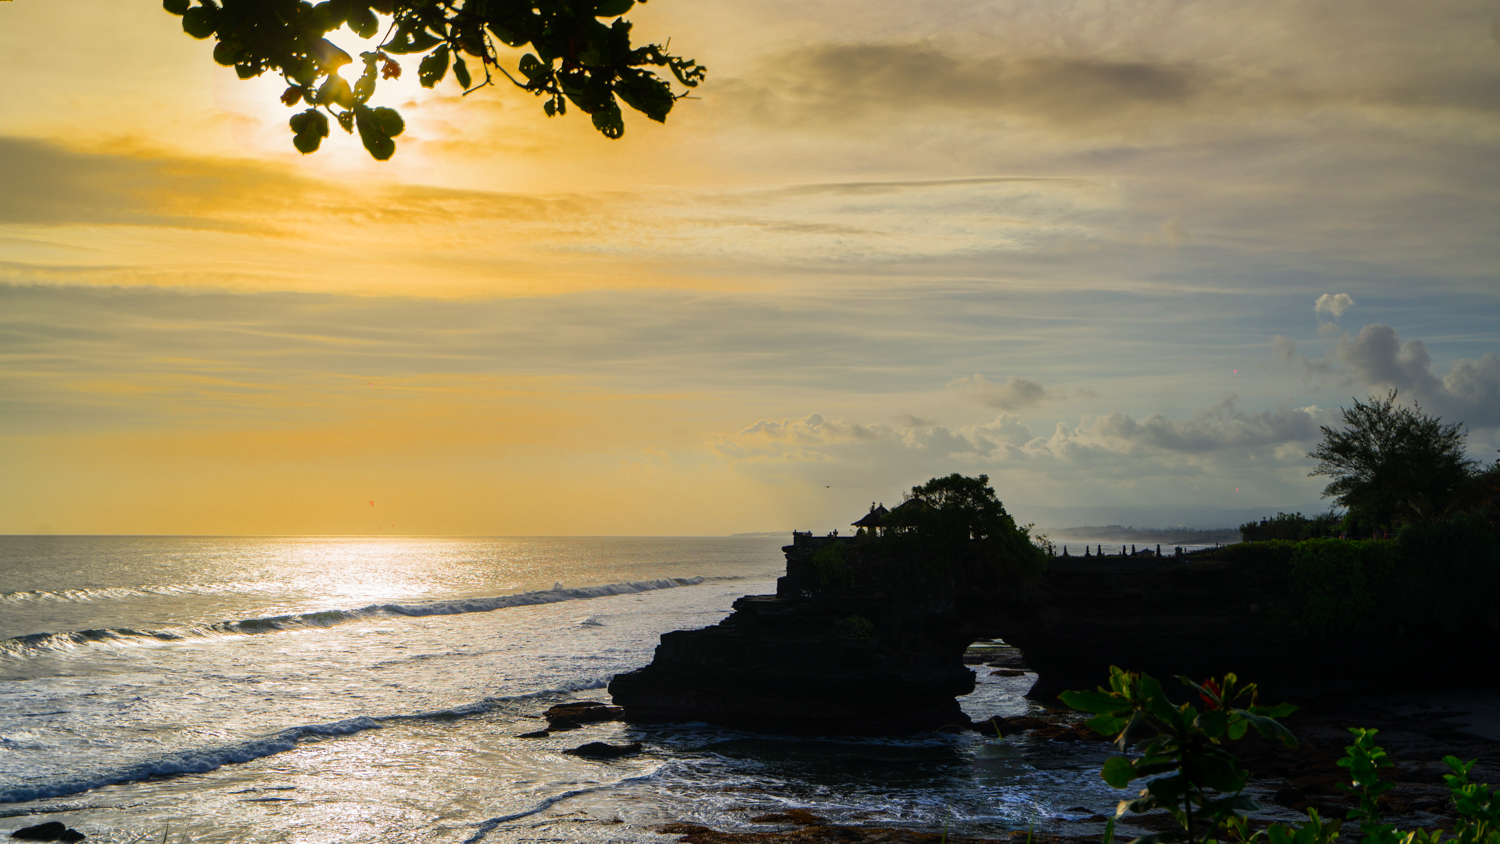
[949,374,1052,410]
[720,399,1326,480]
[1276,325,1500,425]
[1315,293,1355,319]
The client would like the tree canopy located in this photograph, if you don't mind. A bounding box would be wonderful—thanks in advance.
[165,0,705,159]
[1308,391,1477,530]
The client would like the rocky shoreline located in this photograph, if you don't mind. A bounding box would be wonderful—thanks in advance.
[640,681,1500,844]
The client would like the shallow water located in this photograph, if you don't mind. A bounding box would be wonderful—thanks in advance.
[0,536,1125,843]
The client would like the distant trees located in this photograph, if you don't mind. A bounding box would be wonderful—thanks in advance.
[1238,511,1342,543]
[1308,391,1479,531]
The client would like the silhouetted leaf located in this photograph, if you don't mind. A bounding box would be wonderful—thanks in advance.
[355,105,398,160]
[162,0,190,16]
[518,53,546,83]
[181,5,215,39]
[347,5,379,38]
[418,45,450,88]
[316,74,355,108]
[594,0,633,16]
[452,56,471,89]
[590,101,624,138]
[289,109,329,154]
[615,69,672,122]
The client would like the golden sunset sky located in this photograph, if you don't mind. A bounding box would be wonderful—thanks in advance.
[2,0,1497,535]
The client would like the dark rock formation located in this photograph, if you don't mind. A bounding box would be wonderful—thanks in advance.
[612,520,1498,735]
[992,554,1310,702]
[11,823,85,843]
[544,701,624,728]
[609,534,986,734]
[563,741,642,758]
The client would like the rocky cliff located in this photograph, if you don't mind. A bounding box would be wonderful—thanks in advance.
[611,530,1482,734]
[608,533,987,734]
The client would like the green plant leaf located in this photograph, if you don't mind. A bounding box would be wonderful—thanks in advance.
[288,108,329,154]
[355,104,398,160]
[418,45,450,88]
[452,56,471,89]
[181,5,216,39]
[615,69,673,122]
[1102,756,1136,788]
[1197,708,1230,738]
[368,106,404,136]
[317,74,355,108]
[590,101,624,138]
[519,53,547,83]
[162,0,190,15]
[348,5,379,38]
[1239,710,1299,747]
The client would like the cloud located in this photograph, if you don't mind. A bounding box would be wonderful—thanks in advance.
[721,398,1326,474]
[1068,397,1326,454]
[1315,293,1354,319]
[726,43,1205,131]
[949,374,1052,410]
[1276,324,1500,426]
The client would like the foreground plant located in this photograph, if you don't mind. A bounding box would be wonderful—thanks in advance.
[1063,667,1500,844]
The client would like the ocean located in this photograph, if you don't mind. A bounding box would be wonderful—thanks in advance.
[0,536,1122,843]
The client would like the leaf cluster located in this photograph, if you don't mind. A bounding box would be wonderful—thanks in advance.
[1062,670,1500,844]
[163,0,705,158]
[1061,667,1297,844]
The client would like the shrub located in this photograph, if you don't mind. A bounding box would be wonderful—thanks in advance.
[1063,667,1500,844]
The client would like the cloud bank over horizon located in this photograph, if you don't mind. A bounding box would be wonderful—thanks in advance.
[0,0,1495,534]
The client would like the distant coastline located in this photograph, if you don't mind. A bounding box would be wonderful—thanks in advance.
[733,525,1241,543]
[1041,524,1239,545]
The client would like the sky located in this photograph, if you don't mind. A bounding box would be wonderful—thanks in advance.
[1,0,1498,536]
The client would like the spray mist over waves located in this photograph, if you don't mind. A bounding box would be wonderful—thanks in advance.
[0,576,735,658]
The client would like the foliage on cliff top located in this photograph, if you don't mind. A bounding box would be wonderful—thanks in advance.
[1203,515,1500,641]
[861,474,1048,602]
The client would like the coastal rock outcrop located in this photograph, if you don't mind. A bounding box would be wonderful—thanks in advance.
[608,533,988,734]
[612,477,1500,734]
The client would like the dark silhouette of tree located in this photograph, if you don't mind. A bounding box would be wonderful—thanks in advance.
[1308,391,1477,530]
[164,0,705,159]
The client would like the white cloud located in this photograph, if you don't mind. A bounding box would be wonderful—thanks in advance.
[718,399,1328,486]
[1275,324,1500,426]
[1315,293,1354,319]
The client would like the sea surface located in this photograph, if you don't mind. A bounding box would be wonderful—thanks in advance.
[0,536,1123,843]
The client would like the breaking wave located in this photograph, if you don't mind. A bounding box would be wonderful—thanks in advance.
[0,683,608,804]
[0,577,720,659]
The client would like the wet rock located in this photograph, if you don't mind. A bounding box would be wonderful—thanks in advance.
[563,741,642,759]
[990,669,1026,678]
[515,729,551,738]
[658,823,717,835]
[11,823,85,843]
[750,810,826,825]
[545,701,624,727]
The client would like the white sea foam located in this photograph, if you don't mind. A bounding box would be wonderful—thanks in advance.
[0,681,615,805]
[0,577,721,659]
